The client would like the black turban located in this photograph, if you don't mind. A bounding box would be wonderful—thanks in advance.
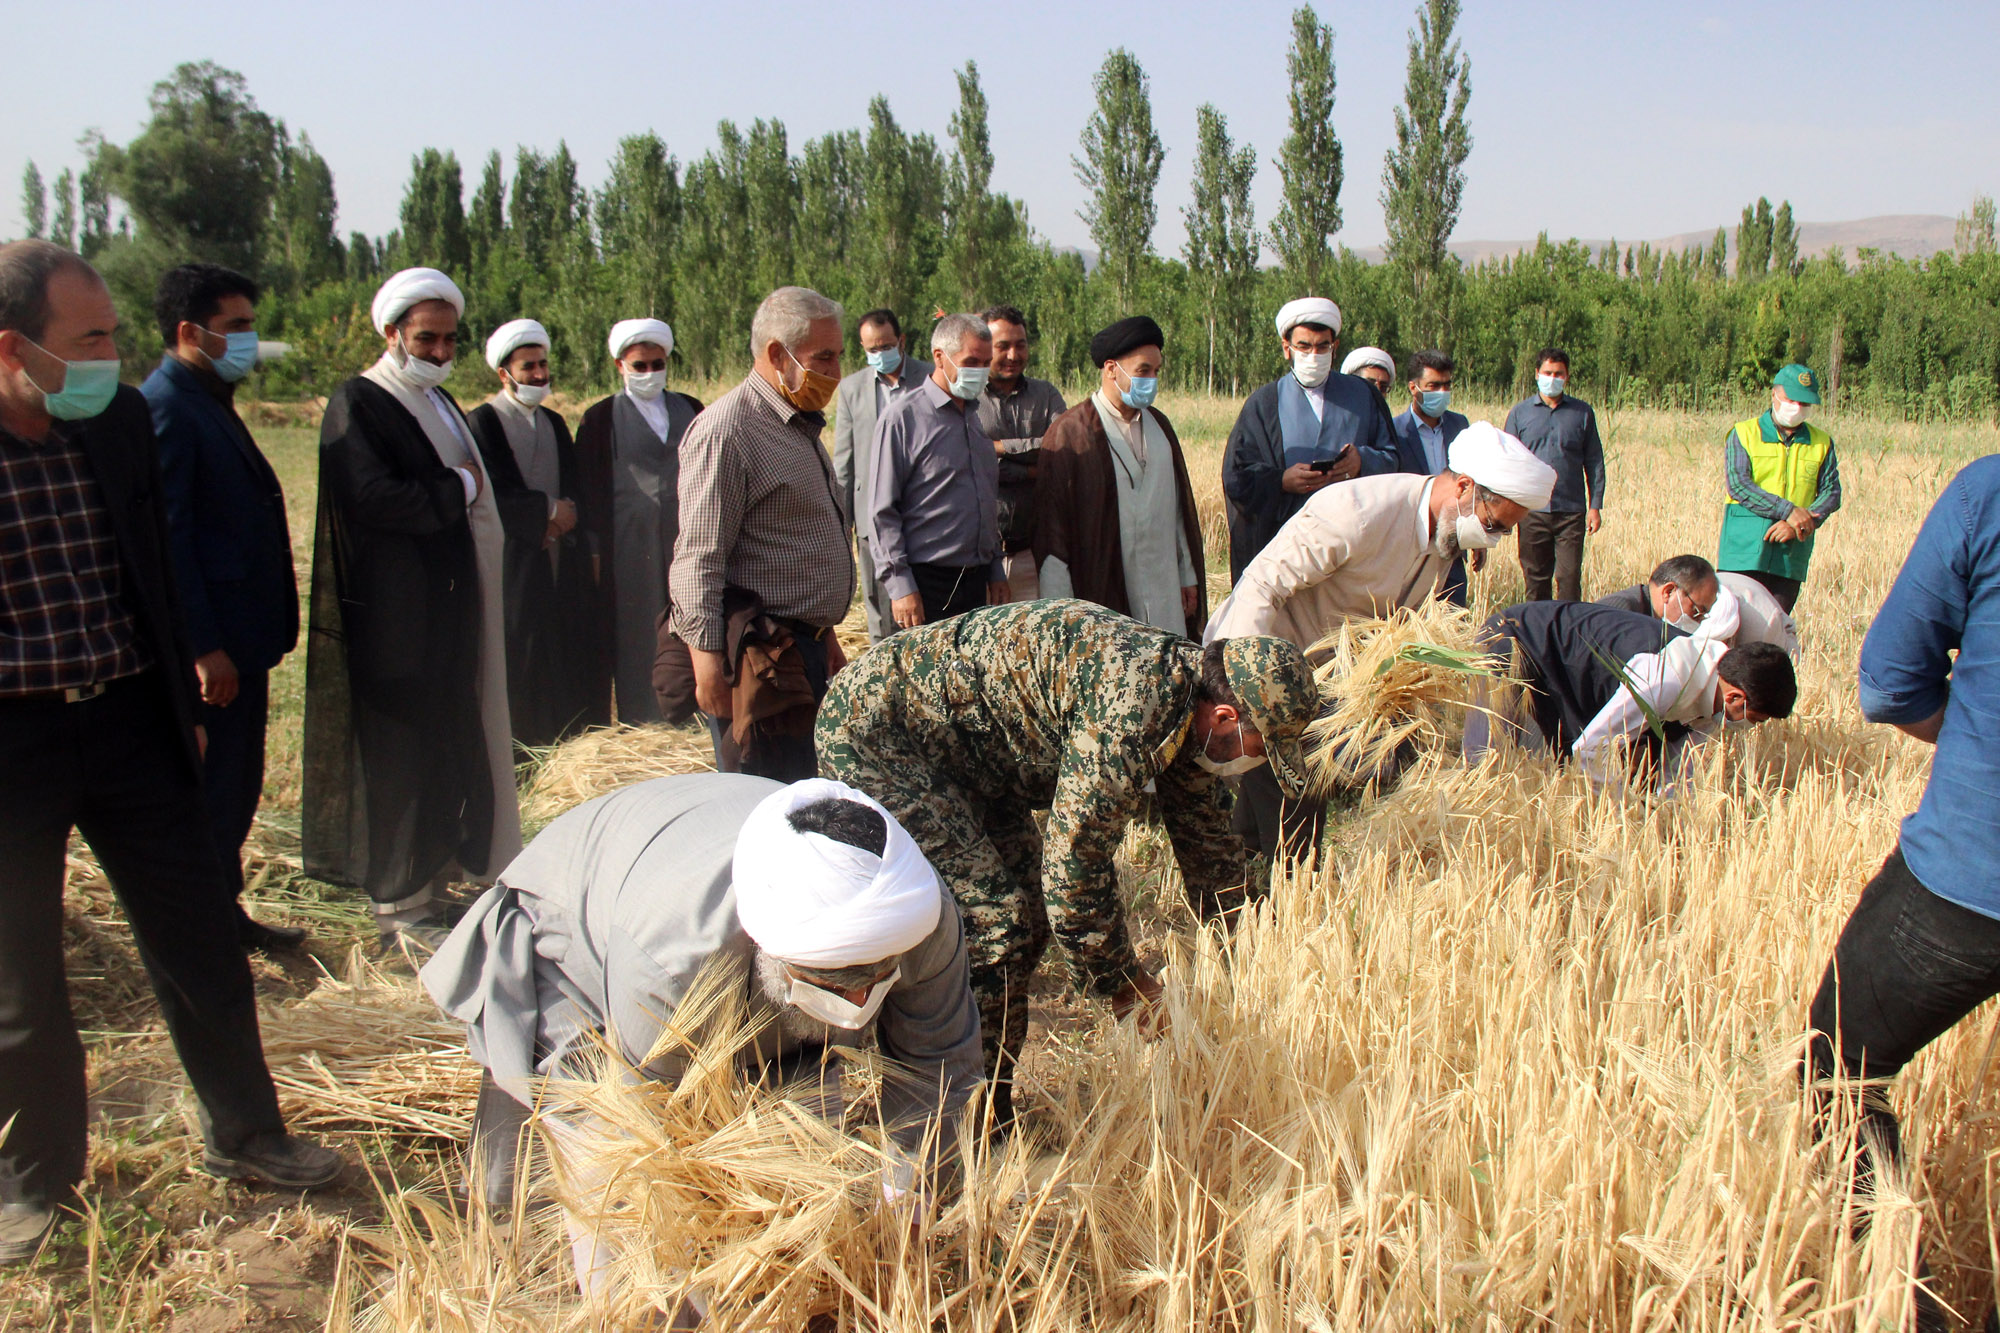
[1088,315,1165,366]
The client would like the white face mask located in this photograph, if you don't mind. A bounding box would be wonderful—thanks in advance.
[785,967,900,1030]
[1191,721,1266,778]
[509,378,550,407]
[1290,351,1332,389]
[1536,373,1566,399]
[394,338,453,390]
[624,368,667,401]
[1436,488,1503,558]
[1772,398,1808,429]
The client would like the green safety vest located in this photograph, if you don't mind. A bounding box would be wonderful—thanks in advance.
[1716,412,1832,583]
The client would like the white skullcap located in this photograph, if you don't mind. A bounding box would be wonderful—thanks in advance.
[608,317,674,360]
[371,267,464,333]
[1447,421,1560,510]
[1341,346,1395,377]
[732,778,941,968]
[484,318,549,370]
[1274,297,1342,338]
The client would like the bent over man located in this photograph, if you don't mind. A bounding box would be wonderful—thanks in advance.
[422,774,981,1297]
[816,599,1321,1128]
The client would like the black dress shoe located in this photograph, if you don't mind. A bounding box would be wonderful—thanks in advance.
[203,1132,345,1189]
[239,914,308,954]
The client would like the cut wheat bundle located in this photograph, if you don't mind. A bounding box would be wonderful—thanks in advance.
[1299,600,1500,790]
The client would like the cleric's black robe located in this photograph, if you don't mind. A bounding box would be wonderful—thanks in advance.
[302,376,495,901]
[465,400,609,748]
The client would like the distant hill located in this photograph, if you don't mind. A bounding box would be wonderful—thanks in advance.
[1347,215,1958,269]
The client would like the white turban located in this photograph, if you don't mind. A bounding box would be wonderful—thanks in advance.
[484,318,549,370]
[1341,346,1395,377]
[1274,297,1342,338]
[732,779,941,968]
[1447,421,1560,511]
[1691,582,1741,645]
[608,317,674,361]
[371,267,464,333]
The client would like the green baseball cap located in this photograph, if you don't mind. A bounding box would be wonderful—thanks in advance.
[1773,363,1821,405]
[1221,635,1324,799]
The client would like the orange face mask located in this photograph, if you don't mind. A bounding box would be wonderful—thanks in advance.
[779,345,838,414]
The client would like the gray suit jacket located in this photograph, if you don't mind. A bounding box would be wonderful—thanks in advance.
[833,360,933,528]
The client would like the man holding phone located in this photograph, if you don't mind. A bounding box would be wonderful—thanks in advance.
[1221,297,1398,581]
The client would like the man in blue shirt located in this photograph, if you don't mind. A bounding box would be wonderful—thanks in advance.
[1503,347,1605,603]
[1806,456,2000,1324]
[1391,350,1474,605]
[141,265,304,955]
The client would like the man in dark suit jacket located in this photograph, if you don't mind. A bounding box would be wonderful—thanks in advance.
[0,243,340,1263]
[1390,349,1475,606]
[142,264,303,954]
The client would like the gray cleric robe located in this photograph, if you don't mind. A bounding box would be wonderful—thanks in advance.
[576,389,700,724]
[419,773,984,1157]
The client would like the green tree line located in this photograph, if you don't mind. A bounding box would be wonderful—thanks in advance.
[19,5,2000,422]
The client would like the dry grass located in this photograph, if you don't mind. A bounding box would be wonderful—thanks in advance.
[518,723,717,826]
[10,392,2000,1330]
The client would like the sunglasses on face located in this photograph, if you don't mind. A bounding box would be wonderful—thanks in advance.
[625,358,668,373]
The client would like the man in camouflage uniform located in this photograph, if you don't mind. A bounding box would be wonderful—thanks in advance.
[816,598,1322,1125]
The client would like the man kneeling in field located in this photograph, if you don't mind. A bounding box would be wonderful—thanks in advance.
[420,774,982,1293]
[1464,600,1796,792]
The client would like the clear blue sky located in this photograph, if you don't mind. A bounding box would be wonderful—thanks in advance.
[9,0,1997,254]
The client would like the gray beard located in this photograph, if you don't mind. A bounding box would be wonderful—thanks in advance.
[752,949,842,1044]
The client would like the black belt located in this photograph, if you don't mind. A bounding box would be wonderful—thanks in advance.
[5,679,111,704]
[772,617,831,641]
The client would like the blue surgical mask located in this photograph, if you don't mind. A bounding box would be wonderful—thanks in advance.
[1537,374,1567,399]
[1419,389,1452,417]
[203,328,260,383]
[866,346,903,376]
[25,337,121,421]
[1116,366,1159,409]
[947,364,989,401]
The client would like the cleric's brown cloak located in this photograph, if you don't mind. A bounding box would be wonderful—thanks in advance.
[1030,398,1208,639]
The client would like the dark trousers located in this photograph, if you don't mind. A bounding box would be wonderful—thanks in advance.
[0,674,284,1208]
[908,562,989,626]
[1805,846,2000,1188]
[1516,509,1589,602]
[1731,567,1802,614]
[199,669,268,905]
[1229,763,1328,867]
[704,627,830,783]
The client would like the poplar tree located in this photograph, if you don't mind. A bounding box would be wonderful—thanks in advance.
[945,60,1020,307]
[796,128,862,312]
[1380,0,1470,345]
[1957,194,1998,256]
[1073,49,1164,310]
[1771,199,1798,276]
[466,151,505,274]
[857,97,941,323]
[266,128,342,293]
[1705,226,1728,281]
[597,133,680,319]
[20,163,45,239]
[743,119,797,296]
[1269,7,1342,295]
[1736,197,1773,277]
[1182,105,1258,394]
[397,148,469,274]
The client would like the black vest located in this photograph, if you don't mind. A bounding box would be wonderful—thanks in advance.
[1487,601,1687,754]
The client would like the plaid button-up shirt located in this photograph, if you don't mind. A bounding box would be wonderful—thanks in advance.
[669,371,856,652]
[0,423,149,694]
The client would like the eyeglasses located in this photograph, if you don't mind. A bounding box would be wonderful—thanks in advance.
[624,358,667,373]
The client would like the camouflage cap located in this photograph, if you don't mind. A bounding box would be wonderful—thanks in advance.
[1222,635,1324,799]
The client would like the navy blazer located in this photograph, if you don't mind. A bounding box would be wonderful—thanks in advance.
[141,356,298,673]
[1390,407,1471,475]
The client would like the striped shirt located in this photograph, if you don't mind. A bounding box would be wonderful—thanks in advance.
[669,371,855,652]
[0,423,149,694]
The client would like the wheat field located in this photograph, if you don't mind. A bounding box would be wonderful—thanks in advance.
[5,390,1997,1331]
